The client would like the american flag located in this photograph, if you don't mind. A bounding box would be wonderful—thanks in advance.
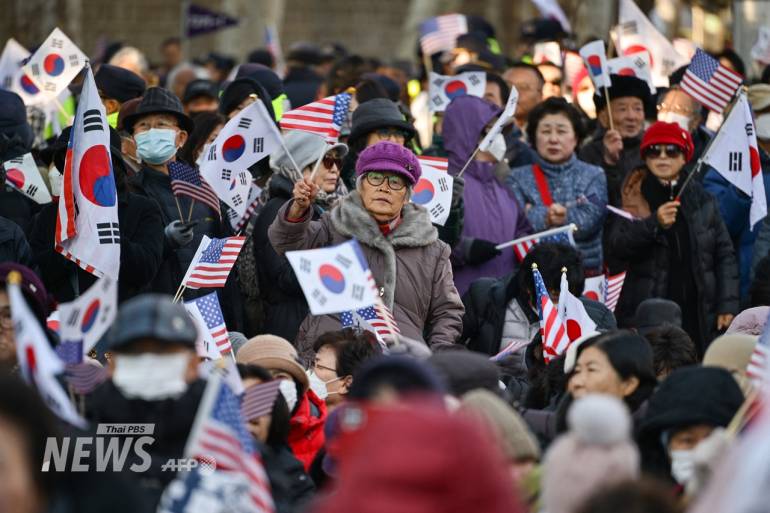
[186,376,274,513]
[417,155,449,172]
[189,292,231,355]
[681,48,743,114]
[168,161,221,218]
[533,266,569,363]
[280,93,352,143]
[241,380,282,421]
[418,14,468,56]
[55,340,83,365]
[64,362,109,395]
[604,271,626,313]
[184,236,246,289]
[512,228,575,262]
[340,303,400,343]
[747,310,770,384]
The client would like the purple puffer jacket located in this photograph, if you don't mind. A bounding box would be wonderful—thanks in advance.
[444,95,532,296]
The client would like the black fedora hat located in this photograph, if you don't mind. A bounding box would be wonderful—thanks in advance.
[121,86,194,134]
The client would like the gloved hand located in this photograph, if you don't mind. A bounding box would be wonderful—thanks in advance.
[164,220,195,248]
[465,238,501,265]
[450,175,465,209]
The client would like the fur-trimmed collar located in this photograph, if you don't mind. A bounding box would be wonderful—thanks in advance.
[330,191,437,307]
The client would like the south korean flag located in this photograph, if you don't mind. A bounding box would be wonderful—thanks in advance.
[22,27,86,100]
[199,101,281,218]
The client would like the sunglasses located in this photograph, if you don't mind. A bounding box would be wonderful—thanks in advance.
[322,154,343,169]
[642,144,684,159]
[365,171,407,191]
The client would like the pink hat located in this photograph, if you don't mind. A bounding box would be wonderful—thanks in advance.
[355,141,421,185]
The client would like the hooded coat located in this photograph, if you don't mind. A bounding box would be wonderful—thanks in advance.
[268,192,464,362]
[443,96,532,296]
[608,167,739,353]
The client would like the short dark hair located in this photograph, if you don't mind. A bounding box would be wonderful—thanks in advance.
[312,328,383,377]
[519,242,584,297]
[642,324,697,378]
[326,55,373,95]
[236,364,291,446]
[506,61,545,89]
[177,111,226,166]
[717,48,746,77]
[485,72,510,104]
[526,96,586,146]
[571,330,657,411]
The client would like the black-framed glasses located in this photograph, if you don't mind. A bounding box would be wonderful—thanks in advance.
[322,154,343,170]
[312,360,338,375]
[642,144,684,160]
[374,127,408,140]
[365,171,407,191]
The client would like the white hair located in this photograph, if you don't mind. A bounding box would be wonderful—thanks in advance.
[109,46,149,75]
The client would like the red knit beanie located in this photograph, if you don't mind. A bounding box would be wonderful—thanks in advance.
[640,121,694,161]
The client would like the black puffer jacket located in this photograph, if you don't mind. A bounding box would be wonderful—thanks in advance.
[0,215,31,266]
[609,167,739,351]
[579,129,643,207]
[252,175,322,341]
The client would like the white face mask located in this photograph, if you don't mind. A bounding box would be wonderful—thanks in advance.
[756,113,770,141]
[577,90,596,118]
[307,370,343,401]
[669,449,695,485]
[48,165,62,197]
[112,353,190,401]
[486,133,507,162]
[279,379,298,411]
[658,111,691,131]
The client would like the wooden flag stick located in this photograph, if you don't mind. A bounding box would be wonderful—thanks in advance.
[726,387,759,437]
[603,85,615,131]
[308,143,328,182]
[174,195,185,223]
[187,200,196,223]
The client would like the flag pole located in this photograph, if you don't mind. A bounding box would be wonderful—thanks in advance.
[603,85,615,131]
[307,143,328,182]
[187,200,196,223]
[725,387,759,437]
[495,223,577,251]
[174,195,185,222]
[675,88,745,201]
[456,147,480,178]
[279,137,304,178]
[25,71,74,125]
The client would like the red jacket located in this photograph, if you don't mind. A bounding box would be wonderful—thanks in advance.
[287,389,327,470]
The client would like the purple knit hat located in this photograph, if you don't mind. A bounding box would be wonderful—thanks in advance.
[355,141,421,185]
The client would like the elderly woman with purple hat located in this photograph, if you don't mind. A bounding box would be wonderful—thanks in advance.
[269,141,464,361]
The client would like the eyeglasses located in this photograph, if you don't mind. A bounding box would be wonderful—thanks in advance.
[365,171,407,191]
[374,127,408,140]
[322,154,343,170]
[642,144,684,159]
[312,361,338,375]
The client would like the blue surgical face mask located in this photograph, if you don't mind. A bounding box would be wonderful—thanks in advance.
[135,128,178,165]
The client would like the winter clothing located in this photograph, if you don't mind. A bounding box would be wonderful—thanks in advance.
[0,262,55,322]
[288,388,327,471]
[95,64,146,103]
[592,74,652,115]
[29,191,164,303]
[262,444,316,513]
[268,191,464,360]
[87,379,206,511]
[703,147,770,299]
[579,127,644,208]
[443,95,532,296]
[121,86,193,134]
[703,334,757,395]
[219,78,276,120]
[726,306,770,336]
[507,154,608,272]
[236,334,310,393]
[106,293,197,350]
[0,216,31,267]
[640,121,695,161]
[460,389,541,462]
[283,66,323,109]
[355,140,421,185]
[504,124,537,170]
[542,395,639,513]
[182,79,218,104]
[427,350,501,396]
[636,366,744,482]
[347,98,416,147]
[608,167,739,352]
[312,403,523,513]
[0,89,33,161]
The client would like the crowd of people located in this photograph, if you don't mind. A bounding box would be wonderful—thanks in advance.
[3,10,770,513]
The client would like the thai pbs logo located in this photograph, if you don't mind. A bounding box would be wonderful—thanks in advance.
[41,424,215,474]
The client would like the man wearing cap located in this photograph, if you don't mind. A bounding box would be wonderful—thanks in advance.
[181,78,219,116]
[124,88,230,298]
[95,64,146,129]
[579,74,651,207]
[29,126,164,303]
[87,294,204,510]
[270,141,464,359]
